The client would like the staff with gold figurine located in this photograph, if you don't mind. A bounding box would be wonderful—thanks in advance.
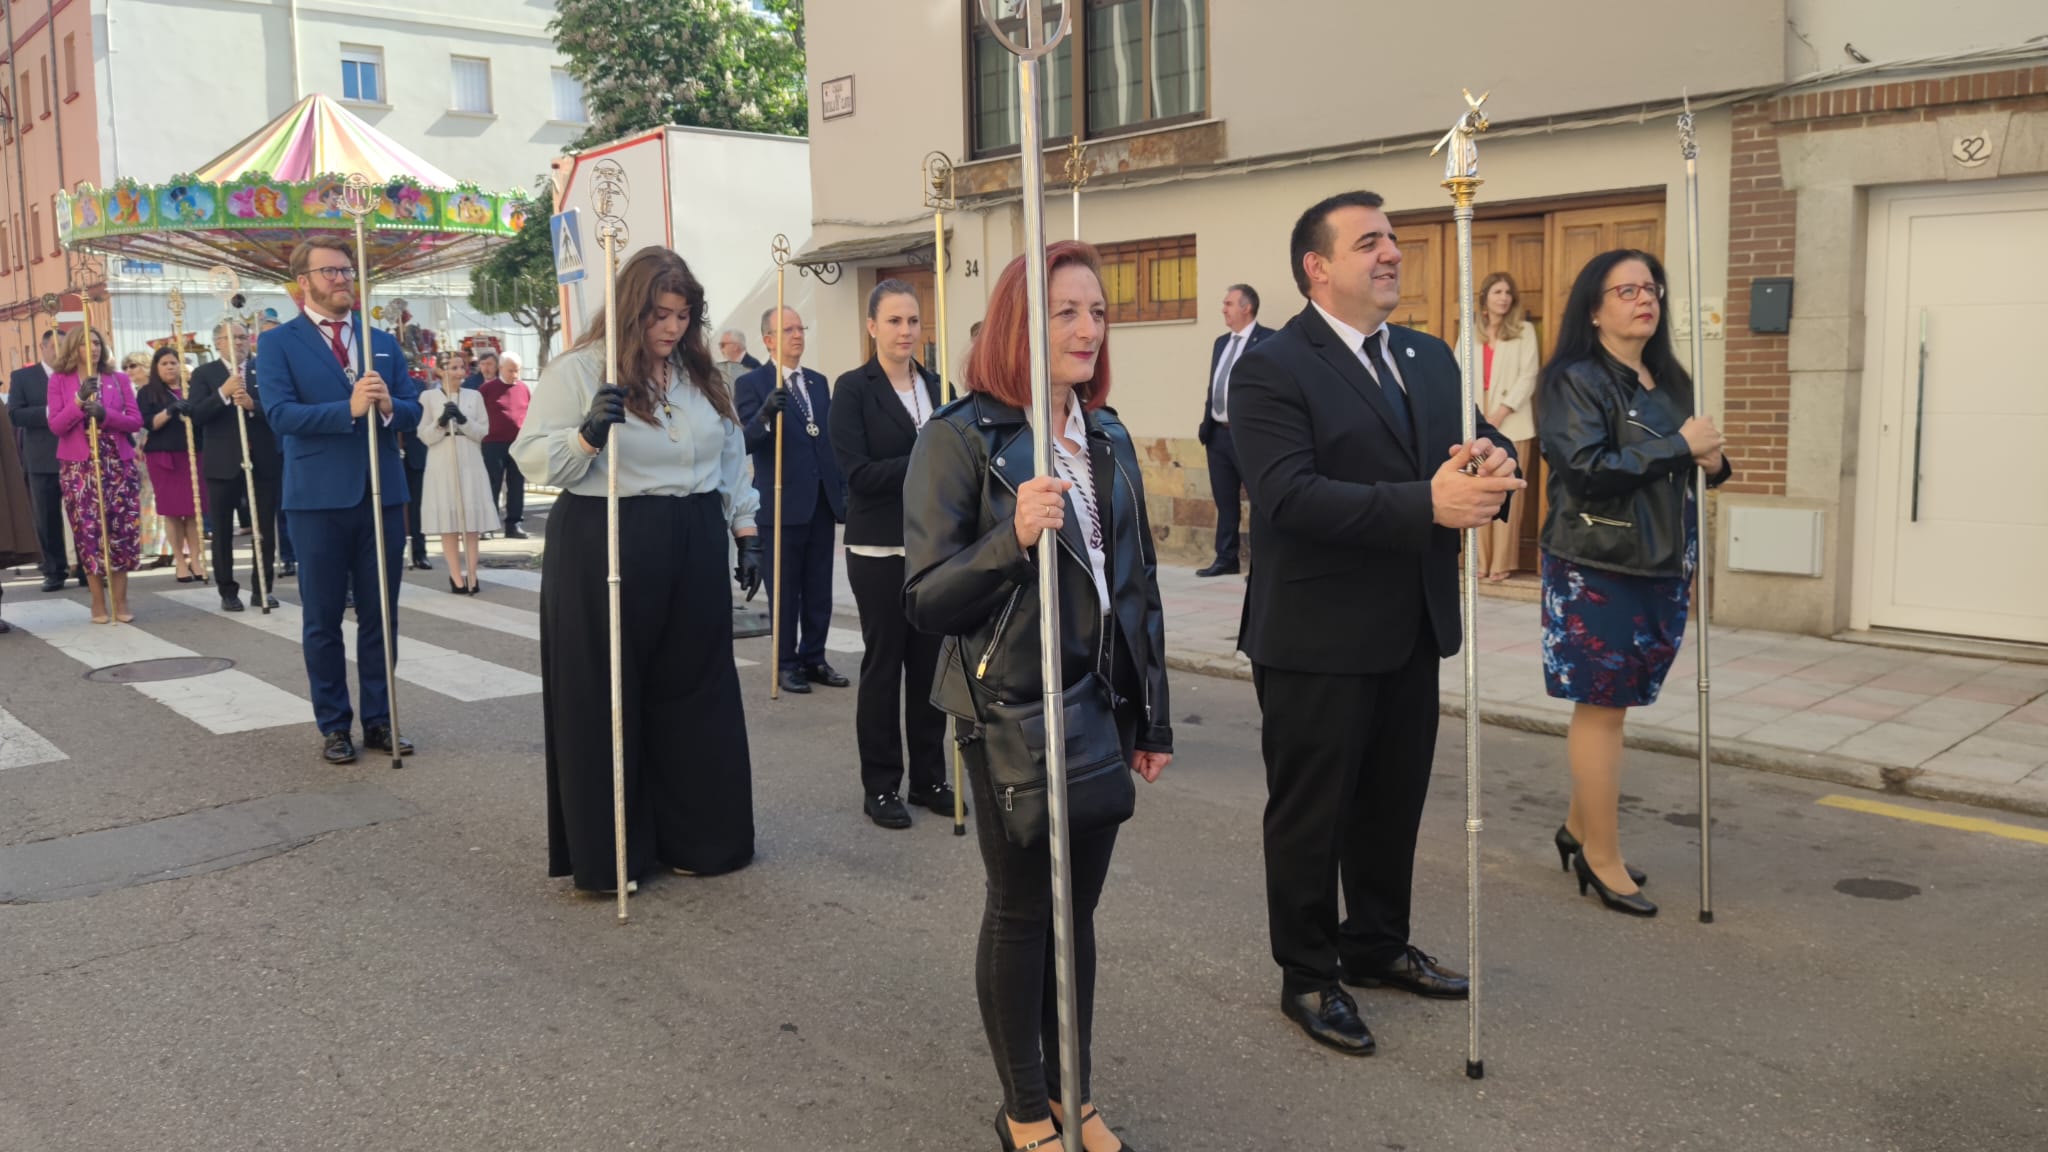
[48,317,141,625]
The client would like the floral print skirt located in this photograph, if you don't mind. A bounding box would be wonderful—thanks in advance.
[1540,508,1698,709]
[59,456,143,576]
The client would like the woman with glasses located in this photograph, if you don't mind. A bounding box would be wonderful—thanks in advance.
[512,247,764,894]
[1537,249,1732,918]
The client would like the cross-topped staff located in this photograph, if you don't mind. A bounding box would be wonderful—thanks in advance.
[207,266,271,614]
[923,150,970,840]
[592,157,632,922]
[336,173,404,772]
[1432,85,1491,1082]
[1063,138,1088,240]
[767,233,793,702]
[977,2,1084,1147]
[166,285,209,584]
[1678,95,1716,925]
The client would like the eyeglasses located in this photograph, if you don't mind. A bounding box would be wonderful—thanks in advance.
[305,266,359,283]
[773,324,807,338]
[1604,282,1665,303]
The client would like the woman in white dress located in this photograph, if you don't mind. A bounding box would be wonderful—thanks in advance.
[418,357,496,593]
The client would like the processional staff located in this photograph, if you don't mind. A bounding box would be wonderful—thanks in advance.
[1677,95,1717,925]
[1432,86,1491,1081]
[924,150,970,839]
[207,265,270,614]
[977,2,1086,1147]
[166,284,209,583]
[592,158,633,922]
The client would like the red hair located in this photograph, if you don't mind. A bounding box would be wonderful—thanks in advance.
[966,240,1112,412]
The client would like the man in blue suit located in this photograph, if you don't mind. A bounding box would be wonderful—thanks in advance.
[260,236,423,765]
[1196,283,1275,577]
[735,305,847,696]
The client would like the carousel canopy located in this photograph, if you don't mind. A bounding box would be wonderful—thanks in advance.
[57,94,530,285]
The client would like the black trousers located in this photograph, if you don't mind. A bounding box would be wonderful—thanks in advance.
[207,472,280,600]
[541,492,753,888]
[759,487,836,673]
[28,470,69,578]
[845,552,948,797]
[965,707,1135,1124]
[403,464,427,556]
[482,441,524,527]
[1254,633,1441,996]
[1206,424,1243,565]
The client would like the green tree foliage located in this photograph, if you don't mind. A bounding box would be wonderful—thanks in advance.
[468,184,563,366]
[551,0,808,144]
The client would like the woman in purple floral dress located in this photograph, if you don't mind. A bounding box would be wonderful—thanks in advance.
[1537,250,1733,918]
[48,326,144,623]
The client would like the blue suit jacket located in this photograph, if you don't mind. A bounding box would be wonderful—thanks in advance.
[259,312,422,511]
[1200,322,1275,441]
[734,363,846,528]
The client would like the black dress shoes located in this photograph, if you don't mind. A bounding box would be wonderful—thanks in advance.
[1344,945,1471,1000]
[220,593,246,613]
[865,791,913,829]
[1195,559,1240,577]
[907,783,965,817]
[322,731,358,765]
[1555,824,1646,885]
[1574,853,1658,917]
[1281,987,1375,1056]
[803,662,850,688]
[363,725,415,759]
[265,594,281,610]
[40,575,65,592]
[504,524,529,540]
[281,561,297,578]
[778,669,812,694]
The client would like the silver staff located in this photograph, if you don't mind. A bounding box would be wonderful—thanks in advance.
[166,285,210,584]
[924,151,969,839]
[1432,87,1490,1081]
[1678,96,1715,925]
[336,174,404,772]
[208,266,270,614]
[768,233,791,702]
[980,1,1082,1146]
[593,158,632,922]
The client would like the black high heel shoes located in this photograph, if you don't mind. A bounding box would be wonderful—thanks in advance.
[1555,825,1646,885]
[1574,852,1658,917]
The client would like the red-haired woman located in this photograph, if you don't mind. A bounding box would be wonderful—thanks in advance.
[906,241,1172,1152]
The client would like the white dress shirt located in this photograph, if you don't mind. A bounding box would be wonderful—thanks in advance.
[302,304,394,425]
[1210,321,1255,421]
[1311,301,1407,394]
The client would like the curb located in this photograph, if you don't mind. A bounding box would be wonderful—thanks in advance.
[1164,652,2048,821]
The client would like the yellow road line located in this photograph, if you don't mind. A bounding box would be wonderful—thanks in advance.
[1818,794,2048,846]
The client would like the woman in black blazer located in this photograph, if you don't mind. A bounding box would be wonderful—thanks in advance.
[829,279,956,830]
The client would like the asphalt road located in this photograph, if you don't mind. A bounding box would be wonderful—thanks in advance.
[2,561,2044,1152]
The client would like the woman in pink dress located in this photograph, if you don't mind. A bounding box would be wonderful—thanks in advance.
[135,345,209,581]
[48,326,145,623]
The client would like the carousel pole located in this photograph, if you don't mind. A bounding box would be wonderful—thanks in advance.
[1678,96,1716,925]
[768,234,791,702]
[208,267,270,615]
[592,159,633,922]
[166,285,208,583]
[979,2,1082,1146]
[924,150,968,839]
[336,174,404,772]
[1432,87,1492,1081]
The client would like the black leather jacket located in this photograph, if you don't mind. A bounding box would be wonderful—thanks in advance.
[904,392,1172,755]
[1538,354,1733,578]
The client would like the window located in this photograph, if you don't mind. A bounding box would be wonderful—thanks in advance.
[340,46,383,104]
[62,33,76,100]
[28,204,40,262]
[450,56,492,114]
[37,55,49,118]
[550,68,587,123]
[48,198,58,255]
[2,221,11,271]
[1095,234,1196,323]
[15,72,27,131]
[969,0,1206,157]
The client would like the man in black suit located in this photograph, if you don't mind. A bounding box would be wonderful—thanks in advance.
[1230,190,1523,1057]
[189,319,282,612]
[6,331,76,591]
[1196,283,1273,577]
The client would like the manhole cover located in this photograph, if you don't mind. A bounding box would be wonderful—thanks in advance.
[85,657,235,684]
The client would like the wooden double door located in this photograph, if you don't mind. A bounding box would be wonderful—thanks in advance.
[1388,198,1666,571]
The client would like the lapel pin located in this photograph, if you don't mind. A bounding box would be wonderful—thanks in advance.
[1405,347,1415,358]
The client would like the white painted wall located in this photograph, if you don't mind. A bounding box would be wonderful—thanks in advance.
[1785,0,2047,77]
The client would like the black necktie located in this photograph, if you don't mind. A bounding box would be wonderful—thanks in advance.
[1363,330,1412,447]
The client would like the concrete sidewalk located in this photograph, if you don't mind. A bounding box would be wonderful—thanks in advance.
[827,551,2048,818]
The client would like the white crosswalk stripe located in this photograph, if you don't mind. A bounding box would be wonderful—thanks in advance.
[4,599,313,733]
[159,588,542,702]
[0,706,66,770]
[479,568,542,592]
[403,581,761,668]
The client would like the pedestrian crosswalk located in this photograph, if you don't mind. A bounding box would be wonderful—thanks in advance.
[0,705,66,771]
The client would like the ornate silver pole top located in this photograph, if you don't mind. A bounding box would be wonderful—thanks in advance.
[1678,92,1698,161]
[592,160,630,252]
[207,264,242,302]
[166,283,186,319]
[336,173,383,222]
[1431,89,1491,183]
[978,0,1072,59]
[1063,138,1089,190]
[924,151,957,211]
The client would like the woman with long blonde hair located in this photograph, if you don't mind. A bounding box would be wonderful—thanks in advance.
[47,327,144,622]
[1475,271,1540,582]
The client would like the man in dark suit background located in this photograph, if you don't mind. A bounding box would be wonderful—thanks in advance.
[6,330,77,591]
[189,318,282,612]
[1230,190,1523,1057]
[1196,283,1273,577]
[734,305,848,697]
[260,236,424,766]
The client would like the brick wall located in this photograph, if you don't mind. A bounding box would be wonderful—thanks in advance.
[1722,100,1795,497]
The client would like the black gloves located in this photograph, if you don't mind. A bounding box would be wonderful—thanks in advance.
[761,387,790,416]
[734,535,763,601]
[83,401,107,423]
[168,398,193,420]
[439,401,464,427]
[578,384,627,449]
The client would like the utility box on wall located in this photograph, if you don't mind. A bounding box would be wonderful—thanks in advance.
[1727,506,1824,577]
[1750,277,1794,333]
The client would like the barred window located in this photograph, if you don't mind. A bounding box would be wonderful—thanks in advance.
[1094,234,1196,324]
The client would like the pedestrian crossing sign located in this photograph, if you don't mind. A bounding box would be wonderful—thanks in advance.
[551,210,586,285]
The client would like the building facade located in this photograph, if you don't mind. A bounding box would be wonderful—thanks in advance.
[798,0,2048,647]
[0,0,587,369]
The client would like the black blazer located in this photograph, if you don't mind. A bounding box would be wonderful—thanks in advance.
[1199,322,1275,441]
[1229,304,1515,676]
[830,356,942,548]
[6,364,58,474]
[188,358,281,481]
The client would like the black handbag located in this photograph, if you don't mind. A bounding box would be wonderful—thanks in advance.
[972,670,1134,849]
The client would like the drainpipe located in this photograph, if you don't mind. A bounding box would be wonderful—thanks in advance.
[288,0,303,99]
